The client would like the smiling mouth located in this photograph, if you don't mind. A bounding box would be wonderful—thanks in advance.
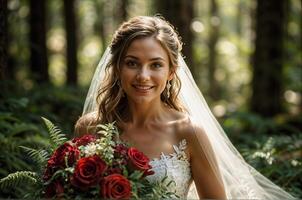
[132,85,154,92]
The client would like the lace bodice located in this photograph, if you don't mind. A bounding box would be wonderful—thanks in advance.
[146,139,192,199]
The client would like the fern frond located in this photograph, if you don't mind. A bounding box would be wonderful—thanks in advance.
[0,171,38,190]
[20,146,50,166]
[41,117,67,147]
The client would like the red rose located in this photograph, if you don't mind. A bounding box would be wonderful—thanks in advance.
[47,142,80,168]
[44,180,64,198]
[101,174,131,199]
[127,147,154,176]
[71,155,107,189]
[72,134,97,146]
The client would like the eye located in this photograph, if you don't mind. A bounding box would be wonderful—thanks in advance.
[151,62,163,69]
[125,60,138,68]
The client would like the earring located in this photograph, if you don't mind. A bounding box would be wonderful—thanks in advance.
[166,81,171,99]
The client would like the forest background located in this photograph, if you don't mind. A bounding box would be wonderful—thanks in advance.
[0,0,301,198]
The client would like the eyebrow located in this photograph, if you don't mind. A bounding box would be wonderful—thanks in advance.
[124,55,165,61]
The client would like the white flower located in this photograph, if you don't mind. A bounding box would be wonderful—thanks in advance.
[83,143,97,157]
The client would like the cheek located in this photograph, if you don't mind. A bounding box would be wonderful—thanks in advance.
[120,70,134,86]
[157,71,170,83]
[156,73,169,91]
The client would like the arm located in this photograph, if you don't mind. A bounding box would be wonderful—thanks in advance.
[187,124,227,199]
[74,112,98,136]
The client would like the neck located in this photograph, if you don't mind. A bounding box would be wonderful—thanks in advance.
[126,99,166,127]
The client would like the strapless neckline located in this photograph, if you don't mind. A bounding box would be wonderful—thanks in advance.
[146,139,192,199]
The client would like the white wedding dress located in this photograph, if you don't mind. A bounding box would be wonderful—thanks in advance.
[146,139,193,199]
[144,138,265,200]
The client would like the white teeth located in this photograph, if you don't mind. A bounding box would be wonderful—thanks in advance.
[134,85,152,90]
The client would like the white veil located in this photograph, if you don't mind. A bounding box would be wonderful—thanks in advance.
[82,47,296,200]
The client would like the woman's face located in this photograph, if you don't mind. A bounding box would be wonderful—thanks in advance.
[120,37,173,105]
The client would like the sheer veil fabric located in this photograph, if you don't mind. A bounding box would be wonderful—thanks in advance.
[83,47,295,199]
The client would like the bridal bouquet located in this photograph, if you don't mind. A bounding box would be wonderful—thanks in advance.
[0,118,176,199]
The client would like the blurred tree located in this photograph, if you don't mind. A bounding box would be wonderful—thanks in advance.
[93,1,107,51]
[64,0,78,85]
[29,0,49,83]
[0,0,7,81]
[155,0,195,78]
[116,0,128,23]
[236,0,243,36]
[251,0,286,117]
[283,0,302,114]
[208,0,220,100]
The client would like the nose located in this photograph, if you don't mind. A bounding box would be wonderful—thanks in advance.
[136,67,150,82]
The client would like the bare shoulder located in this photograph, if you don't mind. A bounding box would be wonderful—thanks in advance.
[74,112,98,136]
[172,114,211,157]
[172,113,207,142]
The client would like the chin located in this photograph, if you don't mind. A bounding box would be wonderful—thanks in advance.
[127,95,157,104]
[132,97,152,104]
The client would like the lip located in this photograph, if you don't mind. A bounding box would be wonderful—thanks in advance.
[132,84,154,93]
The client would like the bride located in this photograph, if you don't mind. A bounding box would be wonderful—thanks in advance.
[75,16,295,199]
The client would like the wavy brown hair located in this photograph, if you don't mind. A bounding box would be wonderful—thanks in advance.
[97,16,185,124]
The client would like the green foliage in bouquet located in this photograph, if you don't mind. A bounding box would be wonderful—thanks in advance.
[95,123,118,164]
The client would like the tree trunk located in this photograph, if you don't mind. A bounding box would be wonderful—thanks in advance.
[93,1,107,51]
[116,0,128,23]
[236,0,243,36]
[251,0,286,117]
[300,0,302,114]
[64,0,78,85]
[208,0,220,100]
[29,0,49,83]
[155,0,195,78]
[0,0,7,81]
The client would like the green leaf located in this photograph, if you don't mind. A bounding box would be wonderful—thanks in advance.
[41,117,67,147]
[129,170,144,180]
[0,171,38,190]
[19,146,49,166]
[43,169,65,185]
